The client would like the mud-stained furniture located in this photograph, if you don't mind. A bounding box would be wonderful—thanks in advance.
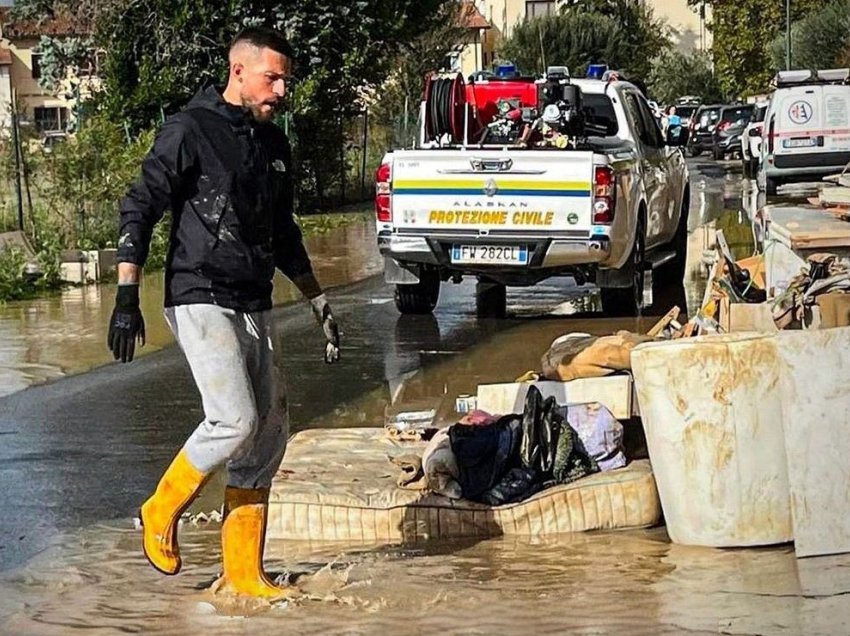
[267,427,661,542]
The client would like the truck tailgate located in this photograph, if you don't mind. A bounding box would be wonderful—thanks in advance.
[390,150,594,234]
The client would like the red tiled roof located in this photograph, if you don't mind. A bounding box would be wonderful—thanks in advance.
[461,1,491,30]
[0,7,92,39]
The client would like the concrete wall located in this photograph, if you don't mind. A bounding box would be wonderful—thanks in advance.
[0,66,11,129]
[459,28,500,77]
[478,0,525,43]
[643,0,712,54]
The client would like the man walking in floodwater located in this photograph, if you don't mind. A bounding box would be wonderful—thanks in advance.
[106,26,340,599]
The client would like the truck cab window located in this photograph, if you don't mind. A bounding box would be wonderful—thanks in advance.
[624,93,649,145]
[635,96,665,148]
[582,93,619,136]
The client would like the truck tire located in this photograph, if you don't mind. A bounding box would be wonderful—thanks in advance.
[394,268,440,314]
[658,190,689,286]
[600,215,646,317]
[742,157,751,178]
[476,279,506,318]
[765,176,780,197]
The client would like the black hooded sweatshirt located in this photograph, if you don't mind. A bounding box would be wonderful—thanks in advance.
[116,85,313,312]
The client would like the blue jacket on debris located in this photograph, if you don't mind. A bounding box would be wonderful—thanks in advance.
[116,85,313,312]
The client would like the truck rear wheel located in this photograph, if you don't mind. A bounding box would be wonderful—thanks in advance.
[475,279,506,318]
[600,215,646,317]
[765,176,780,196]
[658,190,689,286]
[394,268,440,314]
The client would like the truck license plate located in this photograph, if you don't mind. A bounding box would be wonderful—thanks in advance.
[450,245,529,265]
[782,137,817,148]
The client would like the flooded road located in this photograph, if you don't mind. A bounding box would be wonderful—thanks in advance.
[3,160,848,634]
[0,212,383,398]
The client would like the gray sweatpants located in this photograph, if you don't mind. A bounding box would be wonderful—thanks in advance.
[164,304,288,489]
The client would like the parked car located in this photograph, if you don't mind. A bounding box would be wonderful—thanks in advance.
[687,104,723,156]
[757,69,850,196]
[711,104,754,160]
[740,102,769,178]
[674,104,699,128]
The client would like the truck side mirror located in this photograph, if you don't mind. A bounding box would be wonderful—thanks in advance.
[748,128,761,137]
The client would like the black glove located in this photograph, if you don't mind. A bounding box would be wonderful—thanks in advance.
[309,294,340,364]
[108,283,145,363]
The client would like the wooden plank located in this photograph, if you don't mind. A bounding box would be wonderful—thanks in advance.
[817,187,850,208]
[789,235,850,250]
[822,207,850,222]
[646,305,681,338]
[766,206,850,250]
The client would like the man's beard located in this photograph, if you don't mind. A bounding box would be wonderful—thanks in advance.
[242,96,279,122]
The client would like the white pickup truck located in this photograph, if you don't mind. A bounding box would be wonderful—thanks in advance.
[375,77,690,316]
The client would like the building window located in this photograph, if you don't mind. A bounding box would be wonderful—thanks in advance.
[525,0,555,19]
[31,52,42,79]
[33,106,68,133]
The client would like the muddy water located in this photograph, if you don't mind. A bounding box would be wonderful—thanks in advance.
[0,215,382,398]
[2,521,848,635]
[5,163,841,634]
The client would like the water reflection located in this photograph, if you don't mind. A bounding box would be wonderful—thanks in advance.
[0,218,383,398]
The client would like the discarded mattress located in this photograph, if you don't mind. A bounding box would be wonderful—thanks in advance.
[267,428,661,542]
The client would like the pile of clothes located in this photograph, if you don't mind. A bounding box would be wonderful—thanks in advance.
[396,386,626,506]
[539,331,650,381]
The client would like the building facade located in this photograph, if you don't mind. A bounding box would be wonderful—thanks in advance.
[0,10,94,135]
[641,0,712,53]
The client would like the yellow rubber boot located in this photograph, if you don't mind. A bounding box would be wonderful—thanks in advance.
[140,449,208,575]
[216,486,296,600]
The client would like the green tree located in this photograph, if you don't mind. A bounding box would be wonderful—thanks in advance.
[768,0,850,73]
[561,0,670,81]
[499,12,631,77]
[10,0,460,210]
[370,1,468,148]
[691,0,825,97]
[648,49,724,105]
[499,2,668,81]
[11,0,456,127]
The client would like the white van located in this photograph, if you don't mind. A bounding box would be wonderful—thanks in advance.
[758,69,850,195]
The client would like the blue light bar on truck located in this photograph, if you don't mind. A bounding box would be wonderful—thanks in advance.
[494,62,518,78]
[586,63,608,79]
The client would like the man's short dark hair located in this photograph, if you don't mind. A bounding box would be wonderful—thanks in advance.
[230,26,294,60]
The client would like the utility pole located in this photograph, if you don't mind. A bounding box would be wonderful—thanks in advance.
[10,88,23,232]
[785,0,792,70]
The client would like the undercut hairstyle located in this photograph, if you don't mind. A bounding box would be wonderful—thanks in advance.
[229,26,294,60]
